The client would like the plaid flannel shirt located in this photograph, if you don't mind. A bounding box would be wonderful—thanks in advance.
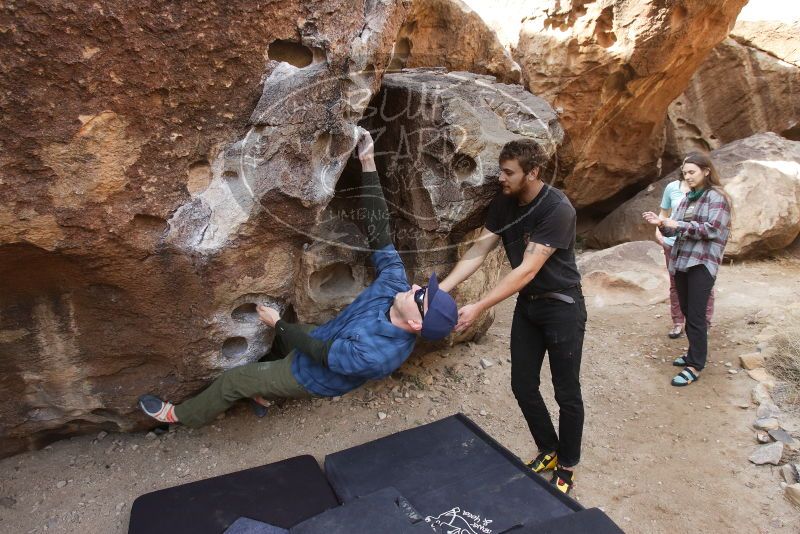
[660,189,731,278]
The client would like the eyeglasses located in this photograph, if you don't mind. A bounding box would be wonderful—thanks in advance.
[414,286,427,319]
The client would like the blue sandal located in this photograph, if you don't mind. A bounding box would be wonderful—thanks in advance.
[672,355,687,367]
[671,367,699,387]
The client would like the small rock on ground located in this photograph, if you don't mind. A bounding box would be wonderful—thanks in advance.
[747,368,776,388]
[780,464,799,484]
[753,417,781,431]
[756,402,781,419]
[751,383,772,405]
[739,352,765,370]
[755,431,771,444]
[749,442,784,465]
[785,484,800,507]
[768,429,799,450]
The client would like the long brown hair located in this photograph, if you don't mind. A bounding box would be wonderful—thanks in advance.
[682,152,732,209]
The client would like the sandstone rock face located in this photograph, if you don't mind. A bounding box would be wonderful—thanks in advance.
[577,241,668,308]
[587,133,800,258]
[0,2,564,457]
[664,37,800,164]
[0,0,409,458]
[515,0,747,208]
[392,0,521,83]
[732,19,800,67]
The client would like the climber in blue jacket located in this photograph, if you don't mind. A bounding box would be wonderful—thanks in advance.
[139,128,458,427]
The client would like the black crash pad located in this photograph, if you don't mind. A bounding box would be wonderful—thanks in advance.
[221,487,430,534]
[324,414,584,533]
[509,507,624,534]
[290,487,430,534]
[223,517,288,534]
[128,455,338,534]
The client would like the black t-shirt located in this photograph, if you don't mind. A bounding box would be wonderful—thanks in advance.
[485,184,581,295]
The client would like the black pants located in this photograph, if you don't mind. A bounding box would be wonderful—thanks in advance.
[673,265,715,371]
[510,287,587,468]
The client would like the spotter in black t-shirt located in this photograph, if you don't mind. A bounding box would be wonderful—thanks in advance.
[484,183,581,295]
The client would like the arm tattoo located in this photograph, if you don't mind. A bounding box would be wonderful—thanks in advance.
[525,242,556,257]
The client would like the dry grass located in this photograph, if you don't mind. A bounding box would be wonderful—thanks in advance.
[767,332,800,410]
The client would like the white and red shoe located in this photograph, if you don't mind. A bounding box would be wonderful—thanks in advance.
[138,394,179,423]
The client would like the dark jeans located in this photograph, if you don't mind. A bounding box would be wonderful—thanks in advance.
[673,265,715,371]
[663,244,714,327]
[510,287,587,468]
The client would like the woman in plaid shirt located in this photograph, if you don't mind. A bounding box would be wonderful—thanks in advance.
[642,153,732,387]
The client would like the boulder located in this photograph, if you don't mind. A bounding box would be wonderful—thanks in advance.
[576,241,668,307]
[514,0,747,208]
[393,0,521,83]
[664,37,800,165]
[0,0,411,458]
[732,19,800,67]
[365,69,563,234]
[0,3,564,459]
[587,134,800,258]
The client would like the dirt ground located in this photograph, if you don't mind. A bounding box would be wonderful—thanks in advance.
[1,256,799,533]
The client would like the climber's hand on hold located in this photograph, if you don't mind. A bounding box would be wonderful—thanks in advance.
[256,304,281,327]
[356,127,376,172]
[356,127,374,160]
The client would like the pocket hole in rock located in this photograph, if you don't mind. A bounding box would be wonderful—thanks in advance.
[452,154,477,181]
[310,263,358,299]
[231,302,260,323]
[221,337,249,359]
[268,39,316,68]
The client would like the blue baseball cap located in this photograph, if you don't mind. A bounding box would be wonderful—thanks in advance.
[421,273,458,341]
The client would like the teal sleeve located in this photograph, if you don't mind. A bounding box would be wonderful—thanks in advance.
[660,182,675,211]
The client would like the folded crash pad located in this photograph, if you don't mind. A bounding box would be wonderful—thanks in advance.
[128,455,338,534]
[290,487,431,534]
[324,414,586,533]
[223,517,289,534]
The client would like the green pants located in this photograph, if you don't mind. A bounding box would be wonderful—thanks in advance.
[174,352,312,428]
